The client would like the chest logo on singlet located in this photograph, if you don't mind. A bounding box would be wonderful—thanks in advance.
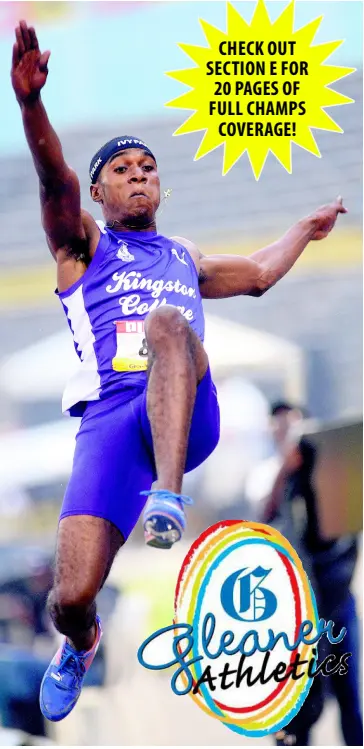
[117,241,135,262]
[171,247,188,266]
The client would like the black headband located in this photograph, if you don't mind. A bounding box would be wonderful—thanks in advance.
[89,136,157,183]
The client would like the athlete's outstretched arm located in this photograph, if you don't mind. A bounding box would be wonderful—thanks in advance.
[196,197,347,299]
[11,21,91,255]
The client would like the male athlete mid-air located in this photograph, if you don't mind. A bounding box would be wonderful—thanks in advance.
[11,21,347,722]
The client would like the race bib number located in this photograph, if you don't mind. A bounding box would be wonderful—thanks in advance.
[112,320,148,372]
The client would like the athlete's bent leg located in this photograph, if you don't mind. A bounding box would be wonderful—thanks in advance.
[142,305,209,548]
[145,305,208,492]
[40,515,123,721]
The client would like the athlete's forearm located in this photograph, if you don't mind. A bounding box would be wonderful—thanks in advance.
[249,215,317,290]
[19,95,68,186]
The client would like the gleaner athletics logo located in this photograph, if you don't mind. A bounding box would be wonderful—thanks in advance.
[138,521,349,738]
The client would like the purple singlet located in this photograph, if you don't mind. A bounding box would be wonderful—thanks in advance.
[57,223,205,416]
[58,223,220,540]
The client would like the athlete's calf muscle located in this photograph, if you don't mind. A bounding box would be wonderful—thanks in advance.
[48,515,123,648]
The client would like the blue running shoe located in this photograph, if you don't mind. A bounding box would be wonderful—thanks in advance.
[141,489,193,549]
[40,615,102,722]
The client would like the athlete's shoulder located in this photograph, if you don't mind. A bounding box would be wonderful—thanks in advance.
[170,235,201,255]
[170,235,202,272]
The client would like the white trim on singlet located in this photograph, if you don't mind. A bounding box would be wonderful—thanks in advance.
[96,219,107,234]
[61,285,101,414]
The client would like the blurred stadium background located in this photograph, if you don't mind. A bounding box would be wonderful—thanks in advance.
[0,1,362,746]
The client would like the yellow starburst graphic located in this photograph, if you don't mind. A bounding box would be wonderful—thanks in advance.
[165,0,356,179]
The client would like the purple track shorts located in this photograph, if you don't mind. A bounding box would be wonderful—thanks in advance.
[60,367,220,540]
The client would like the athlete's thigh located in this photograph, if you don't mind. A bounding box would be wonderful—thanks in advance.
[185,365,220,472]
[140,364,220,474]
[186,325,209,384]
[60,392,155,542]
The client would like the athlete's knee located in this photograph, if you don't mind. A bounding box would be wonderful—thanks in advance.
[48,582,97,636]
[145,305,189,340]
[52,579,97,610]
[145,305,190,348]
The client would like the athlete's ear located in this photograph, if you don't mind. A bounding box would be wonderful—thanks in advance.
[90,183,103,204]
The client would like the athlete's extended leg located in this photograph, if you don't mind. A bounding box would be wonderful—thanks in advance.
[142,305,209,548]
[48,515,123,647]
[40,515,123,721]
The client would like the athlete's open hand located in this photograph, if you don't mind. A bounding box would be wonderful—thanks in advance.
[310,196,347,241]
[11,20,50,104]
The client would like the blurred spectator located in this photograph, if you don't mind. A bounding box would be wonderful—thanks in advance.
[247,401,363,746]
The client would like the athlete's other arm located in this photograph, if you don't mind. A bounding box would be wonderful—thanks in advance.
[11,21,97,259]
[176,198,347,298]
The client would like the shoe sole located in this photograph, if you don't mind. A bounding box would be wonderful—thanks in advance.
[144,513,184,550]
[144,531,173,549]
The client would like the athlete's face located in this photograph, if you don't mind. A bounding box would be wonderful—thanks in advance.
[90,148,160,227]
